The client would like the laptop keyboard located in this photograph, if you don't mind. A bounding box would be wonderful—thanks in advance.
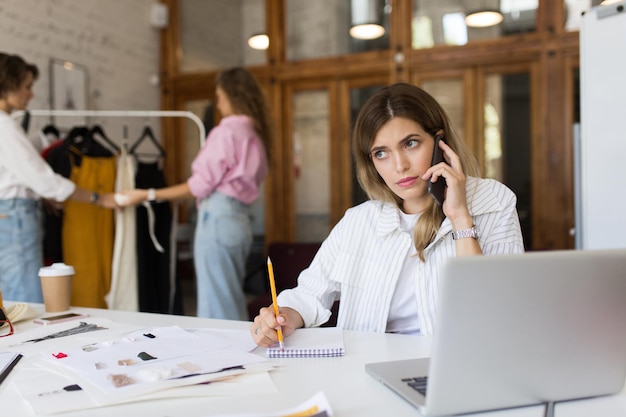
[402,376,428,396]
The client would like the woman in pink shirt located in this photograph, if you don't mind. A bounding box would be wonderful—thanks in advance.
[120,68,271,320]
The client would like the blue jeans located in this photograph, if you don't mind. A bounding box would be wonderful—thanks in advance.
[0,198,43,302]
[193,192,252,320]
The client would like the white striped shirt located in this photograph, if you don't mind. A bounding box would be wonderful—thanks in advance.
[277,177,525,336]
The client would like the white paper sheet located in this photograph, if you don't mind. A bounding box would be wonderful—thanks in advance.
[13,363,278,415]
[33,326,269,403]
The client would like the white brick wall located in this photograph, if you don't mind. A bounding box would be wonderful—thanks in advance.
[0,0,161,139]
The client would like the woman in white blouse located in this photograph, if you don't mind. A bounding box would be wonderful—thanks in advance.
[251,83,524,345]
[0,52,116,303]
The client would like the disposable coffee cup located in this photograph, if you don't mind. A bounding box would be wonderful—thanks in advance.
[38,263,75,312]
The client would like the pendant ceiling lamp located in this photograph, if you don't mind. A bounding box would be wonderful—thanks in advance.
[465,9,504,28]
[350,0,385,40]
[247,33,269,50]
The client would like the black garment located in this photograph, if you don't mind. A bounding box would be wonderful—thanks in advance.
[42,141,68,264]
[135,161,181,314]
[42,127,115,264]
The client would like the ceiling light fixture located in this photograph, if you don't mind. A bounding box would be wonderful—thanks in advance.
[465,9,504,28]
[247,33,269,50]
[349,23,385,40]
[350,0,386,40]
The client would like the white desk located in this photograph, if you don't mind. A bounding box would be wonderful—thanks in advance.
[0,304,622,417]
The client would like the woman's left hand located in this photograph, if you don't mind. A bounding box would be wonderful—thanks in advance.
[421,140,472,227]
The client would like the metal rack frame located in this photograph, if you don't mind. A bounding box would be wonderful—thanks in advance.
[11,109,206,146]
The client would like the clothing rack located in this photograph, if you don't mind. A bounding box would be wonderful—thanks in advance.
[11,109,207,315]
[11,109,206,146]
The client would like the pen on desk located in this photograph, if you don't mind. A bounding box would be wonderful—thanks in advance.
[267,256,284,351]
[0,353,22,386]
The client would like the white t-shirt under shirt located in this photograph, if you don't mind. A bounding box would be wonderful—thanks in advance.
[385,210,421,335]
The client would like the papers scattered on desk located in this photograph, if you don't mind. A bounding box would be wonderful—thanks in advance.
[10,322,278,414]
[267,328,345,358]
[13,364,278,415]
[36,325,269,403]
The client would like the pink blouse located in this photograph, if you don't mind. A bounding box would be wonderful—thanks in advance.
[187,115,267,205]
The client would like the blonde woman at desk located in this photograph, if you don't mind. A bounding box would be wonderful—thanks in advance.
[251,83,524,347]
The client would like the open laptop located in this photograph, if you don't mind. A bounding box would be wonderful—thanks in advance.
[365,249,626,416]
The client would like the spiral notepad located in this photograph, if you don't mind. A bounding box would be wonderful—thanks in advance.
[267,327,345,358]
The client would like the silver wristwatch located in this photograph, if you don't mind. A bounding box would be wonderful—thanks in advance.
[451,225,479,240]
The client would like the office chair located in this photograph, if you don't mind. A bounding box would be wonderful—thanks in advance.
[247,241,339,327]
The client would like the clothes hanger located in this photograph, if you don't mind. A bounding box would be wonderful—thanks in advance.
[89,124,120,154]
[129,125,165,158]
[42,123,60,138]
[63,126,91,150]
[121,124,129,152]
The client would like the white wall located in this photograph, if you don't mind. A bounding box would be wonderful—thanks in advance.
[0,0,161,139]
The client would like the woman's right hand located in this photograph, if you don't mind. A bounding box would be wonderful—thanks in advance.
[115,189,148,207]
[250,305,304,347]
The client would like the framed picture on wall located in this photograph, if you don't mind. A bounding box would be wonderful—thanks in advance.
[49,58,89,127]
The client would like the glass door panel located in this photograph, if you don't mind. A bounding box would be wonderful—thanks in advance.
[179,0,266,73]
[419,79,465,141]
[349,84,386,207]
[285,0,390,61]
[180,99,213,224]
[484,72,531,248]
[293,90,331,242]
[411,0,538,49]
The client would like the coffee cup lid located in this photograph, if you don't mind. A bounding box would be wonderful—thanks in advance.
[39,263,75,277]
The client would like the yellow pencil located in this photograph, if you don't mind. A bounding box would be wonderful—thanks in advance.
[267,256,284,350]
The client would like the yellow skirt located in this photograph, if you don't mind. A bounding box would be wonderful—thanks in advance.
[63,155,116,308]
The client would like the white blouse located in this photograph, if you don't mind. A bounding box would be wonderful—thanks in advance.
[278,176,525,336]
[0,111,75,201]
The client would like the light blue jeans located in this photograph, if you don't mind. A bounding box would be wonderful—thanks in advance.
[193,192,252,320]
[0,198,44,303]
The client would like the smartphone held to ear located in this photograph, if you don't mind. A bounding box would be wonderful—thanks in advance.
[428,134,447,206]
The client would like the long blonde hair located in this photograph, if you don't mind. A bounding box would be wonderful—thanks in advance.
[352,83,480,261]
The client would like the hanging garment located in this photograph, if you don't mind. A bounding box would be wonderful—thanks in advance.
[106,146,138,311]
[42,127,115,265]
[41,138,67,265]
[62,149,116,308]
[134,160,180,314]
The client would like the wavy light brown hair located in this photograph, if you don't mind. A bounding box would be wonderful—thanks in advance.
[215,68,272,158]
[352,83,480,260]
[0,53,39,99]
